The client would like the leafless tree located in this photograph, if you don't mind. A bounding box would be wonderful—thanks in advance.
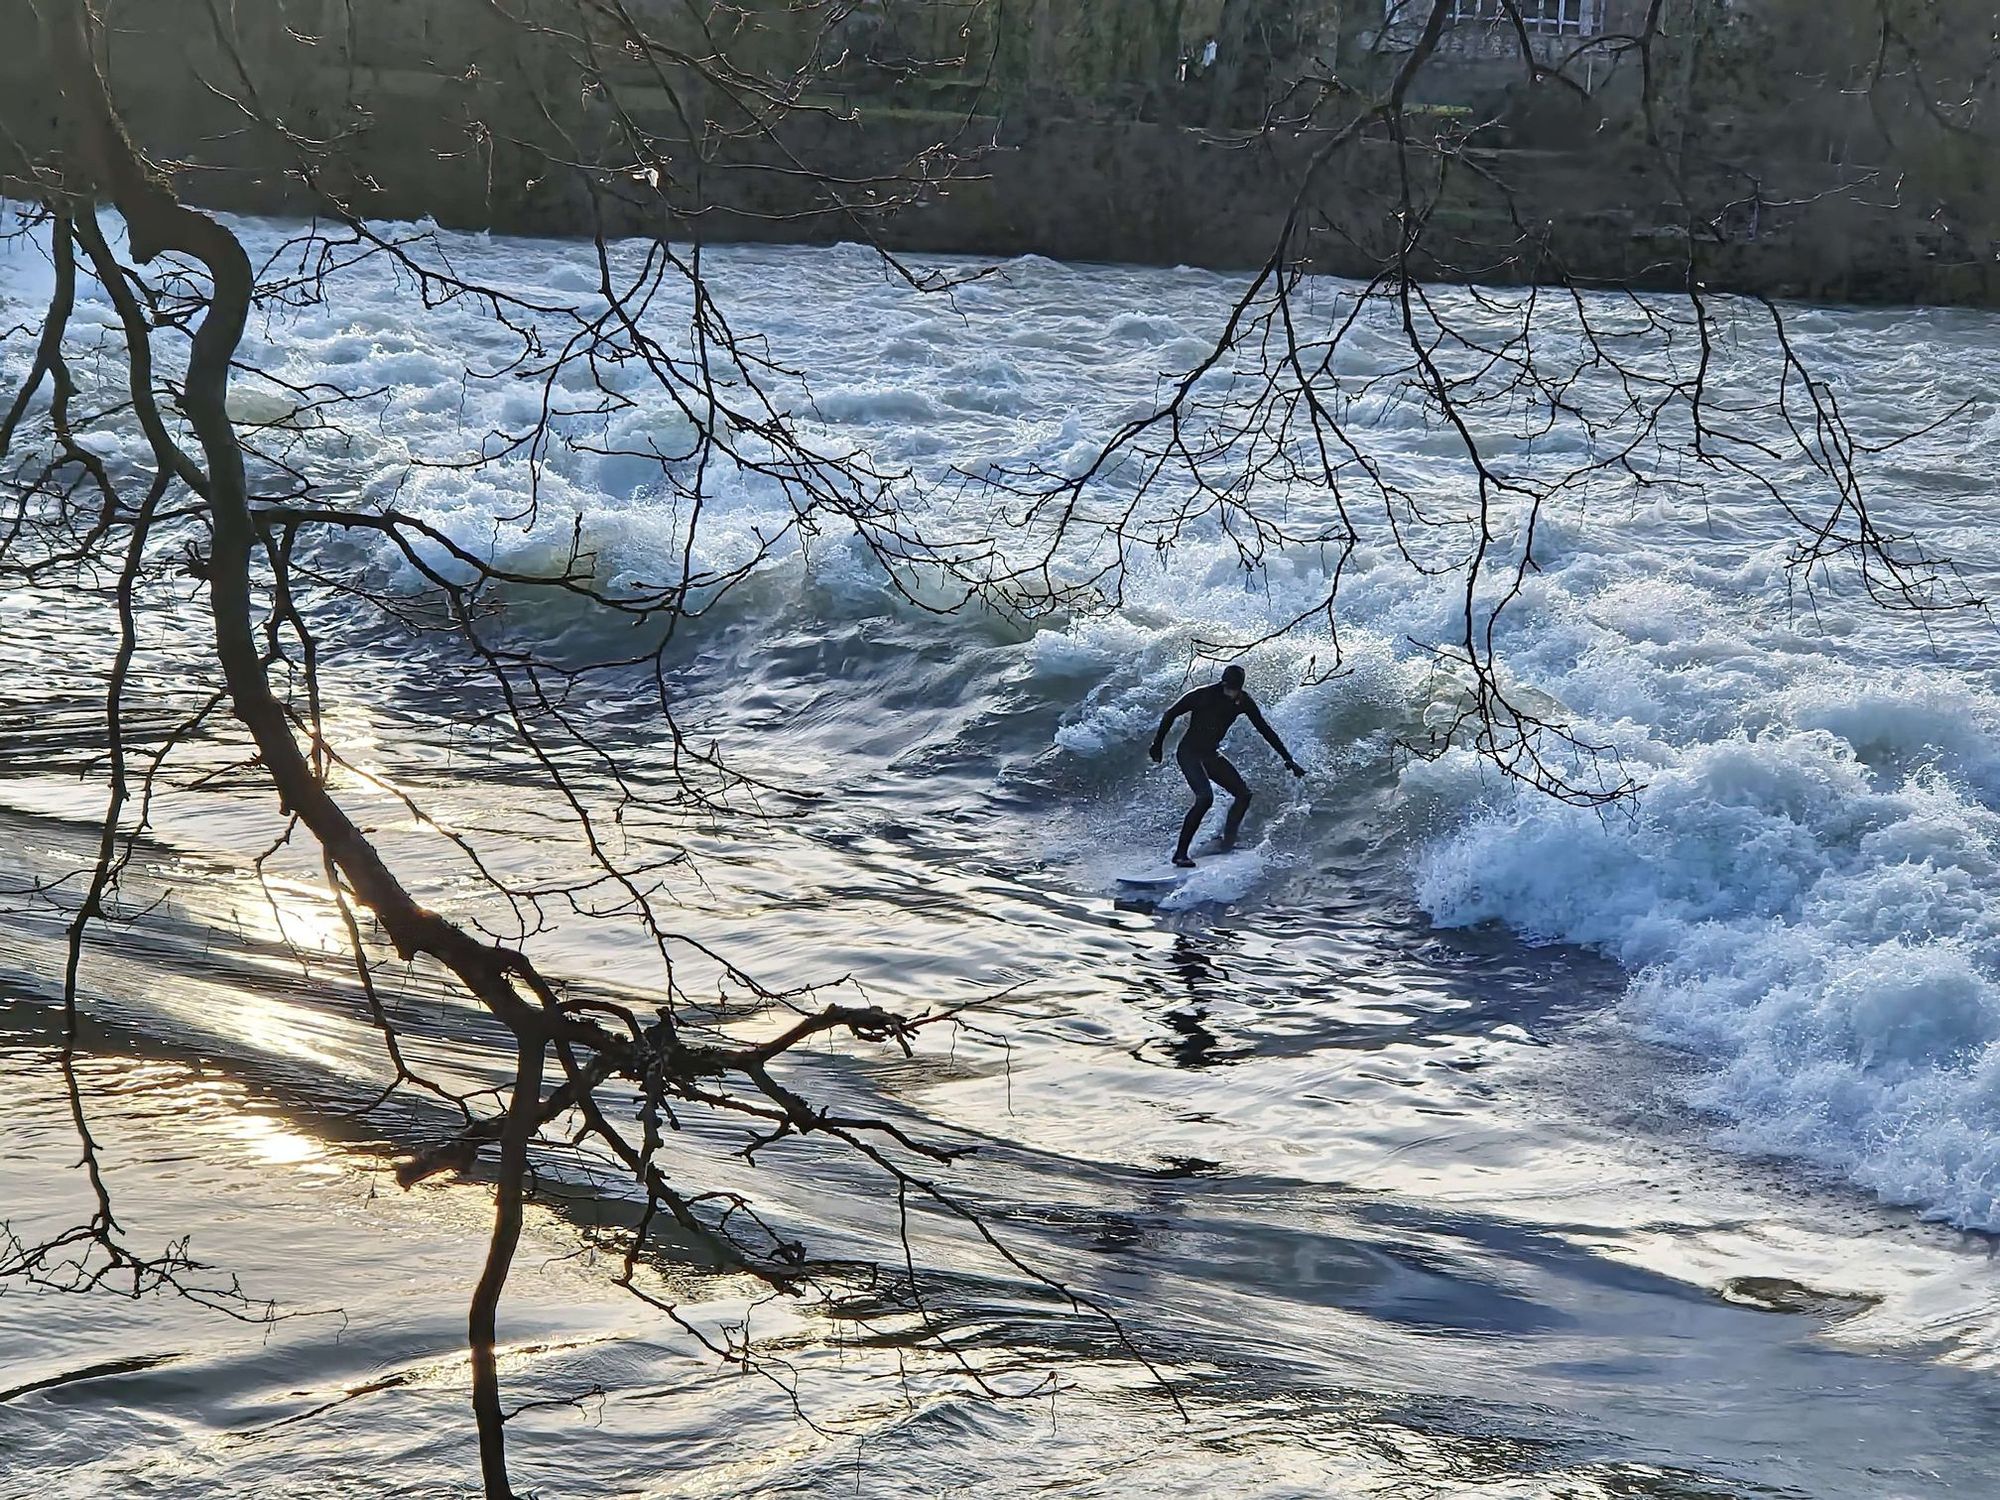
[0,2,1986,1496]
[983,0,1982,801]
[0,4,1122,1495]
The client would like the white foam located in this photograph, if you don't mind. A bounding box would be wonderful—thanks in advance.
[1410,638,2000,1224]
[12,205,2000,1227]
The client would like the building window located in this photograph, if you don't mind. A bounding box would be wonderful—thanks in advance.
[1382,1,1601,37]
[1445,0,1595,35]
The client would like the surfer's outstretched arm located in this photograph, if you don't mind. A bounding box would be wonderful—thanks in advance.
[1150,692,1197,762]
[1243,697,1305,776]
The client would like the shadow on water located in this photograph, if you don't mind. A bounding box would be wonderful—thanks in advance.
[10,847,2000,1498]
[6,647,2000,1495]
[1114,905,1625,1076]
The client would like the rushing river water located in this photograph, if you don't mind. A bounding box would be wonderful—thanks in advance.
[5,220,2000,1498]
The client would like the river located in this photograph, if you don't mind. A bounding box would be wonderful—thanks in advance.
[4,221,2000,1497]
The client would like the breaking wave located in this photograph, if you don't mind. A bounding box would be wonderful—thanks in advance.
[10,213,2000,1229]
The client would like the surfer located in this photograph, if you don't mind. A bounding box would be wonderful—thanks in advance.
[1149,664,1303,867]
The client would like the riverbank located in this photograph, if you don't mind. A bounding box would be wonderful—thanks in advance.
[5,8,1996,309]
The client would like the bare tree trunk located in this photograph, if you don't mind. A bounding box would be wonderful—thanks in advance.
[1205,0,1262,127]
[469,1041,547,1498]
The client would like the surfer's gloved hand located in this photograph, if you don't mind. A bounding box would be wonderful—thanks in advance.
[1148,740,1163,764]
[1285,759,1304,778]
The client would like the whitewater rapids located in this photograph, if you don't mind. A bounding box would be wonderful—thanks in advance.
[4,218,2000,1497]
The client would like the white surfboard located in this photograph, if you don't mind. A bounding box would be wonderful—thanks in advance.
[1115,864,1189,889]
[1114,848,1260,894]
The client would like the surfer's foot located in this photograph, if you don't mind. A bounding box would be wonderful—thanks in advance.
[1172,854,1197,869]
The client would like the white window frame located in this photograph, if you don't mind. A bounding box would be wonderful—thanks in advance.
[1383,0,1603,38]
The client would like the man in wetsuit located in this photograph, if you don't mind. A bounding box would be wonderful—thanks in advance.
[1149,664,1303,868]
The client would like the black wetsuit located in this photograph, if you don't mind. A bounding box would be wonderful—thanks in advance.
[1153,684,1296,860]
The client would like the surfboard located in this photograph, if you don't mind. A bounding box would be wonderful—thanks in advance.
[1114,848,1259,892]
[1115,865,1189,889]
